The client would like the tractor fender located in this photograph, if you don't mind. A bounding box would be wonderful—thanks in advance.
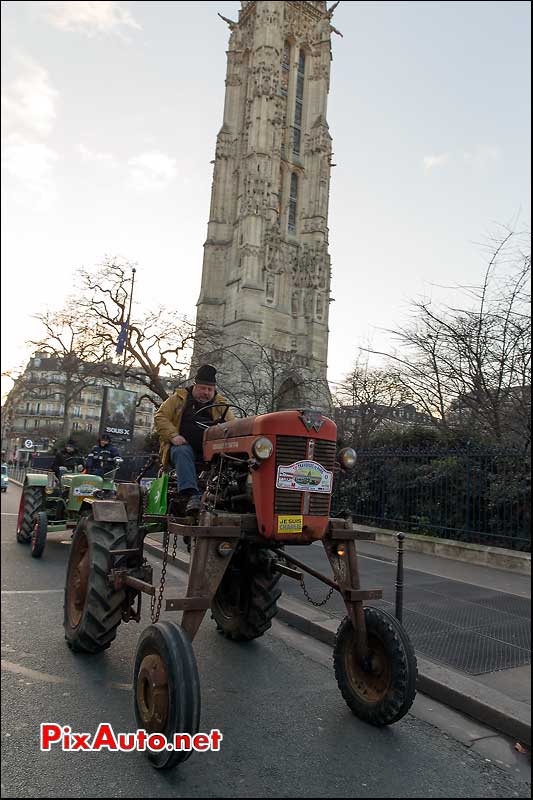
[90,500,128,523]
[23,474,48,488]
[115,482,141,520]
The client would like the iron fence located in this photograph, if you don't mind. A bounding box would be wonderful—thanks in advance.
[332,448,531,552]
[7,466,28,484]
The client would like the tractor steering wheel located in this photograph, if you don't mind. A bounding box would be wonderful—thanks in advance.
[192,403,247,430]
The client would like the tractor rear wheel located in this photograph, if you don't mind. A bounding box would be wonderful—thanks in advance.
[63,513,127,654]
[134,621,201,770]
[211,547,281,641]
[333,606,417,726]
[16,485,45,544]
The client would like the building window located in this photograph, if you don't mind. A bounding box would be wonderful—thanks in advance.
[292,49,305,156]
[34,419,40,429]
[23,419,27,429]
[87,423,93,433]
[288,172,298,234]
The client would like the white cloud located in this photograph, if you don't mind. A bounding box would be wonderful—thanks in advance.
[78,143,118,166]
[423,153,450,173]
[127,151,178,192]
[42,2,142,38]
[463,146,500,167]
[2,134,59,207]
[1,56,59,137]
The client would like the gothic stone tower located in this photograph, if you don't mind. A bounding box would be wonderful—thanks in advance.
[193,1,337,410]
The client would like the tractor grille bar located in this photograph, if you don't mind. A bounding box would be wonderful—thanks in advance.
[309,439,336,516]
[274,436,336,516]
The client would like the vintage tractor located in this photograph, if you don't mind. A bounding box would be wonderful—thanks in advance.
[63,407,417,770]
[16,455,123,559]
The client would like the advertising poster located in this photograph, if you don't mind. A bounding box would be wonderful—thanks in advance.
[99,387,137,443]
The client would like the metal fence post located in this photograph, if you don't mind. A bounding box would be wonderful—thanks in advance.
[395,532,405,622]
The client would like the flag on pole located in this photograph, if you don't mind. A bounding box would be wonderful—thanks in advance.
[116,321,128,356]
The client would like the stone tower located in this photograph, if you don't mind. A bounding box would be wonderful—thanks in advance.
[193,1,338,411]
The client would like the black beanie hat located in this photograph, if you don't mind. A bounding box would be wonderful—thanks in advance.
[194,364,217,386]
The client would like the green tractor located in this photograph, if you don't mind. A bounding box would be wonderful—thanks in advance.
[16,455,123,559]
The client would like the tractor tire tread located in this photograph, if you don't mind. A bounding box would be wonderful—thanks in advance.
[64,516,127,654]
[17,486,44,544]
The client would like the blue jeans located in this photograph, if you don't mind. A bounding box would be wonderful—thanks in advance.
[170,444,200,495]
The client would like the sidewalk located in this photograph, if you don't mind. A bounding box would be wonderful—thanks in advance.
[143,533,531,747]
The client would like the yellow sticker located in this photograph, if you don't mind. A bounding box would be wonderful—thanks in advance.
[277,515,303,534]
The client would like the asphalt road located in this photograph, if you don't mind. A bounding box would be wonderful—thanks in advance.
[1,485,530,798]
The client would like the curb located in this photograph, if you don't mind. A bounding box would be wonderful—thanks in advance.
[144,536,531,747]
[355,524,531,576]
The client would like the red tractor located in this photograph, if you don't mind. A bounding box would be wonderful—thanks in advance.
[64,406,417,770]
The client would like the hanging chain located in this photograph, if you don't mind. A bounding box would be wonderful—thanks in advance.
[150,527,178,623]
[299,575,334,607]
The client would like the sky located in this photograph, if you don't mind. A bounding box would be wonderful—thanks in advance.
[1,0,531,399]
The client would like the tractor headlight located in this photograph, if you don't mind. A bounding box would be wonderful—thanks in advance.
[252,437,273,461]
[339,447,357,470]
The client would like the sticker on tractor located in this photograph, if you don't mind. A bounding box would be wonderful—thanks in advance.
[276,460,333,493]
[73,485,99,497]
[277,515,303,534]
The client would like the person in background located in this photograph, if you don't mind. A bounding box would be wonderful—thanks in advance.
[52,439,80,479]
[86,433,120,476]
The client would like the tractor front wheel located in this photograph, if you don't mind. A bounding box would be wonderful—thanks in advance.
[334,607,417,726]
[16,485,45,544]
[31,512,48,559]
[63,513,127,654]
[134,621,201,770]
[211,547,281,641]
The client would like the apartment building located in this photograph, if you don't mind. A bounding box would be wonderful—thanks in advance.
[1,352,176,463]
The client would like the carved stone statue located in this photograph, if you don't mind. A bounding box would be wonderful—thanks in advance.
[218,13,238,31]
[292,290,300,317]
[304,290,314,318]
[266,273,275,302]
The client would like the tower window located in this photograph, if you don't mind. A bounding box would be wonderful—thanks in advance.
[288,172,298,234]
[292,50,305,156]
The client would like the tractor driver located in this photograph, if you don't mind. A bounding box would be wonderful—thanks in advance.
[86,433,120,476]
[154,364,235,513]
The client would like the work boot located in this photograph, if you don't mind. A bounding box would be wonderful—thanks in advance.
[185,493,202,514]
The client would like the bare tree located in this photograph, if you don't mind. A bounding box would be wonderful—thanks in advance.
[332,356,412,448]
[369,228,531,447]
[77,257,196,403]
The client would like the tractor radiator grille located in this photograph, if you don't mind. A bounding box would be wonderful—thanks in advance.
[274,436,336,517]
[309,439,336,516]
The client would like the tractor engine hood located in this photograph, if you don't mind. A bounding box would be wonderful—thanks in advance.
[204,416,257,441]
[203,410,336,442]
